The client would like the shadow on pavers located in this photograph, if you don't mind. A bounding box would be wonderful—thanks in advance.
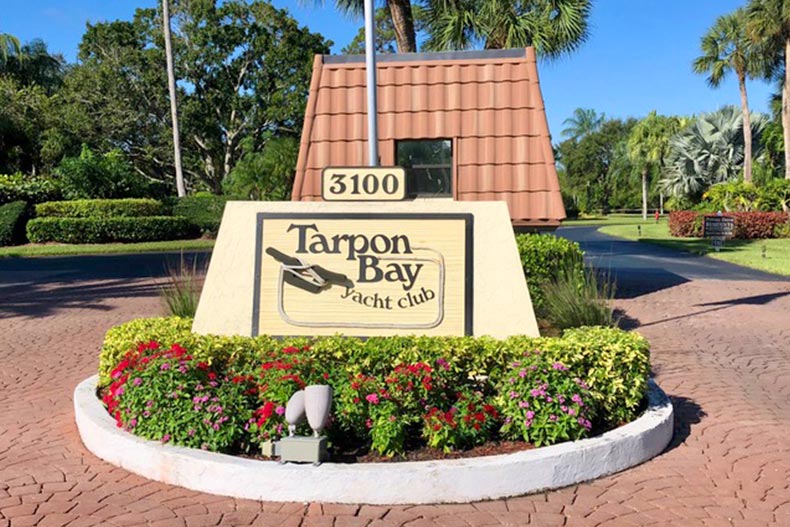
[666,395,706,452]
[695,291,790,307]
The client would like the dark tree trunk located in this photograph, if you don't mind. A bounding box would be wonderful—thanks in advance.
[387,0,417,53]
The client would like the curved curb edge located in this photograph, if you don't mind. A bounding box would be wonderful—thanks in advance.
[74,376,673,505]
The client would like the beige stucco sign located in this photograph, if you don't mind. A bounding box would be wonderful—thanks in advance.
[193,201,539,339]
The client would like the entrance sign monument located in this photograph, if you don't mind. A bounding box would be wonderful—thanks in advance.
[192,200,539,338]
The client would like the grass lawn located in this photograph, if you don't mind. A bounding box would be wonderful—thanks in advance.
[562,213,650,226]
[599,221,790,276]
[0,239,215,258]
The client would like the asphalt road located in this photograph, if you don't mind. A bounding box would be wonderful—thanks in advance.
[556,225,787,298]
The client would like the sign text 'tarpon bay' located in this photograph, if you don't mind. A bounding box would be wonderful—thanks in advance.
[252,213,473,337]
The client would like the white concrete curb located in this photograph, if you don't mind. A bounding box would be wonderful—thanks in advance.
[74,376,673,504]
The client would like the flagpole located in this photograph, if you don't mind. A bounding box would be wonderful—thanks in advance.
[364,0,379,167]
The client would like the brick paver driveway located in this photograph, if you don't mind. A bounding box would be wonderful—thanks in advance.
[2,236,790,527]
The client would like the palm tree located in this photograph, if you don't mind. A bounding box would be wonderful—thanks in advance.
[627,112,685,219]
[747,0,790,179]
[561,108,604,140]
[661,107,767,200]
[423,0,591,56]
[162,0,186,197]
[693,9,764,183]
[313,0,418,52]
[0,33,21,65]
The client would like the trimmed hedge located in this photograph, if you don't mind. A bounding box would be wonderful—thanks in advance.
[0,201,29,246]
[172,195,228,237]
[35,198,166,219]
[515,233,584,313]
[669,211,790,239]
[0,174,61,205]
[668,211,704,237]
[98,317,650,427]
[27,216,196,244]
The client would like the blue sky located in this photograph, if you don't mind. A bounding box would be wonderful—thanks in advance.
[0,1,775,140]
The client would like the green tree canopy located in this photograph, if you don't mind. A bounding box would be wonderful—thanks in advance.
[50,0,329,193]
[561,108,605,140]
[556,117,637,214]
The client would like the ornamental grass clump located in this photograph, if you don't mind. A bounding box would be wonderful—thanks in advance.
[497,353,595,447]
[541,268,617,330]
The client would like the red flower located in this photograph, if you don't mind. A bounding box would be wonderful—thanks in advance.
[255,401,276,425]
[282,346,300,354]
[208,372,217,381]
[197,362,209,371]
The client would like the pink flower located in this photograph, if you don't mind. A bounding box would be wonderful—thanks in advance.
[132,378,142,386]
[275,406,286,416]
[365,394,379,404]
[525,411,535,420]
[160,363,170,371]
[188,429,196,436]
[161,434,171,443]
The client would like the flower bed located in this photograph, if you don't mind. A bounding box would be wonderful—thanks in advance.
[98,317,650,459]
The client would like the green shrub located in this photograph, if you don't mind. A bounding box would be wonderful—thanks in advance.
[527,326,651,425]
[56,145,153,199]
[422,390,500,452]
[497,356,594,446]
[541,264,616,330]
[172,195,229,237]
[35,198,165,218]
[103,343,254,451]
[0,201,29,246]
[775,222,790,238]
[515,234,584,314]
[0,173,61,205]
[98,317,651,432]
[26,216,197,244]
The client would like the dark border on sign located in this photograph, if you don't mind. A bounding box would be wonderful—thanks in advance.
[320,167,408,202]
[251,212,474,337]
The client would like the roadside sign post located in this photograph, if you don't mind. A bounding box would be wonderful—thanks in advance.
[364,0,379,167]
[703,212,734,252]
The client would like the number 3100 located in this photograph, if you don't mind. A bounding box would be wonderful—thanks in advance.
[322,167,406,201]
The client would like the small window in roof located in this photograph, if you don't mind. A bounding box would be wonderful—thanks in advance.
[396,139,452,197]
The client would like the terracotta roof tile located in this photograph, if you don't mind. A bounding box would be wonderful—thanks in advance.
[292,48,565,226]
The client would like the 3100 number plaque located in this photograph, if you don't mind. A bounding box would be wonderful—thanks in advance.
[322,167,407,201]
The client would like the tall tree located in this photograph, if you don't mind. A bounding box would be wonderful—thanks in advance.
[0,34,21,64]
[561,108,604,140]
[556,118,637,214]
[626,112,684,220]
[0,39,64,94]
[343,5,427,54]
[694,8,764,183]
[162,0,186,197]
[175,0,330,191]
[423,0,590,55]
[747,0,790,179]
[55,1,329,192]
[311,0,418,52]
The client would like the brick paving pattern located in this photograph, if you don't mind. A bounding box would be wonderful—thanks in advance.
[2,263,790,525]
